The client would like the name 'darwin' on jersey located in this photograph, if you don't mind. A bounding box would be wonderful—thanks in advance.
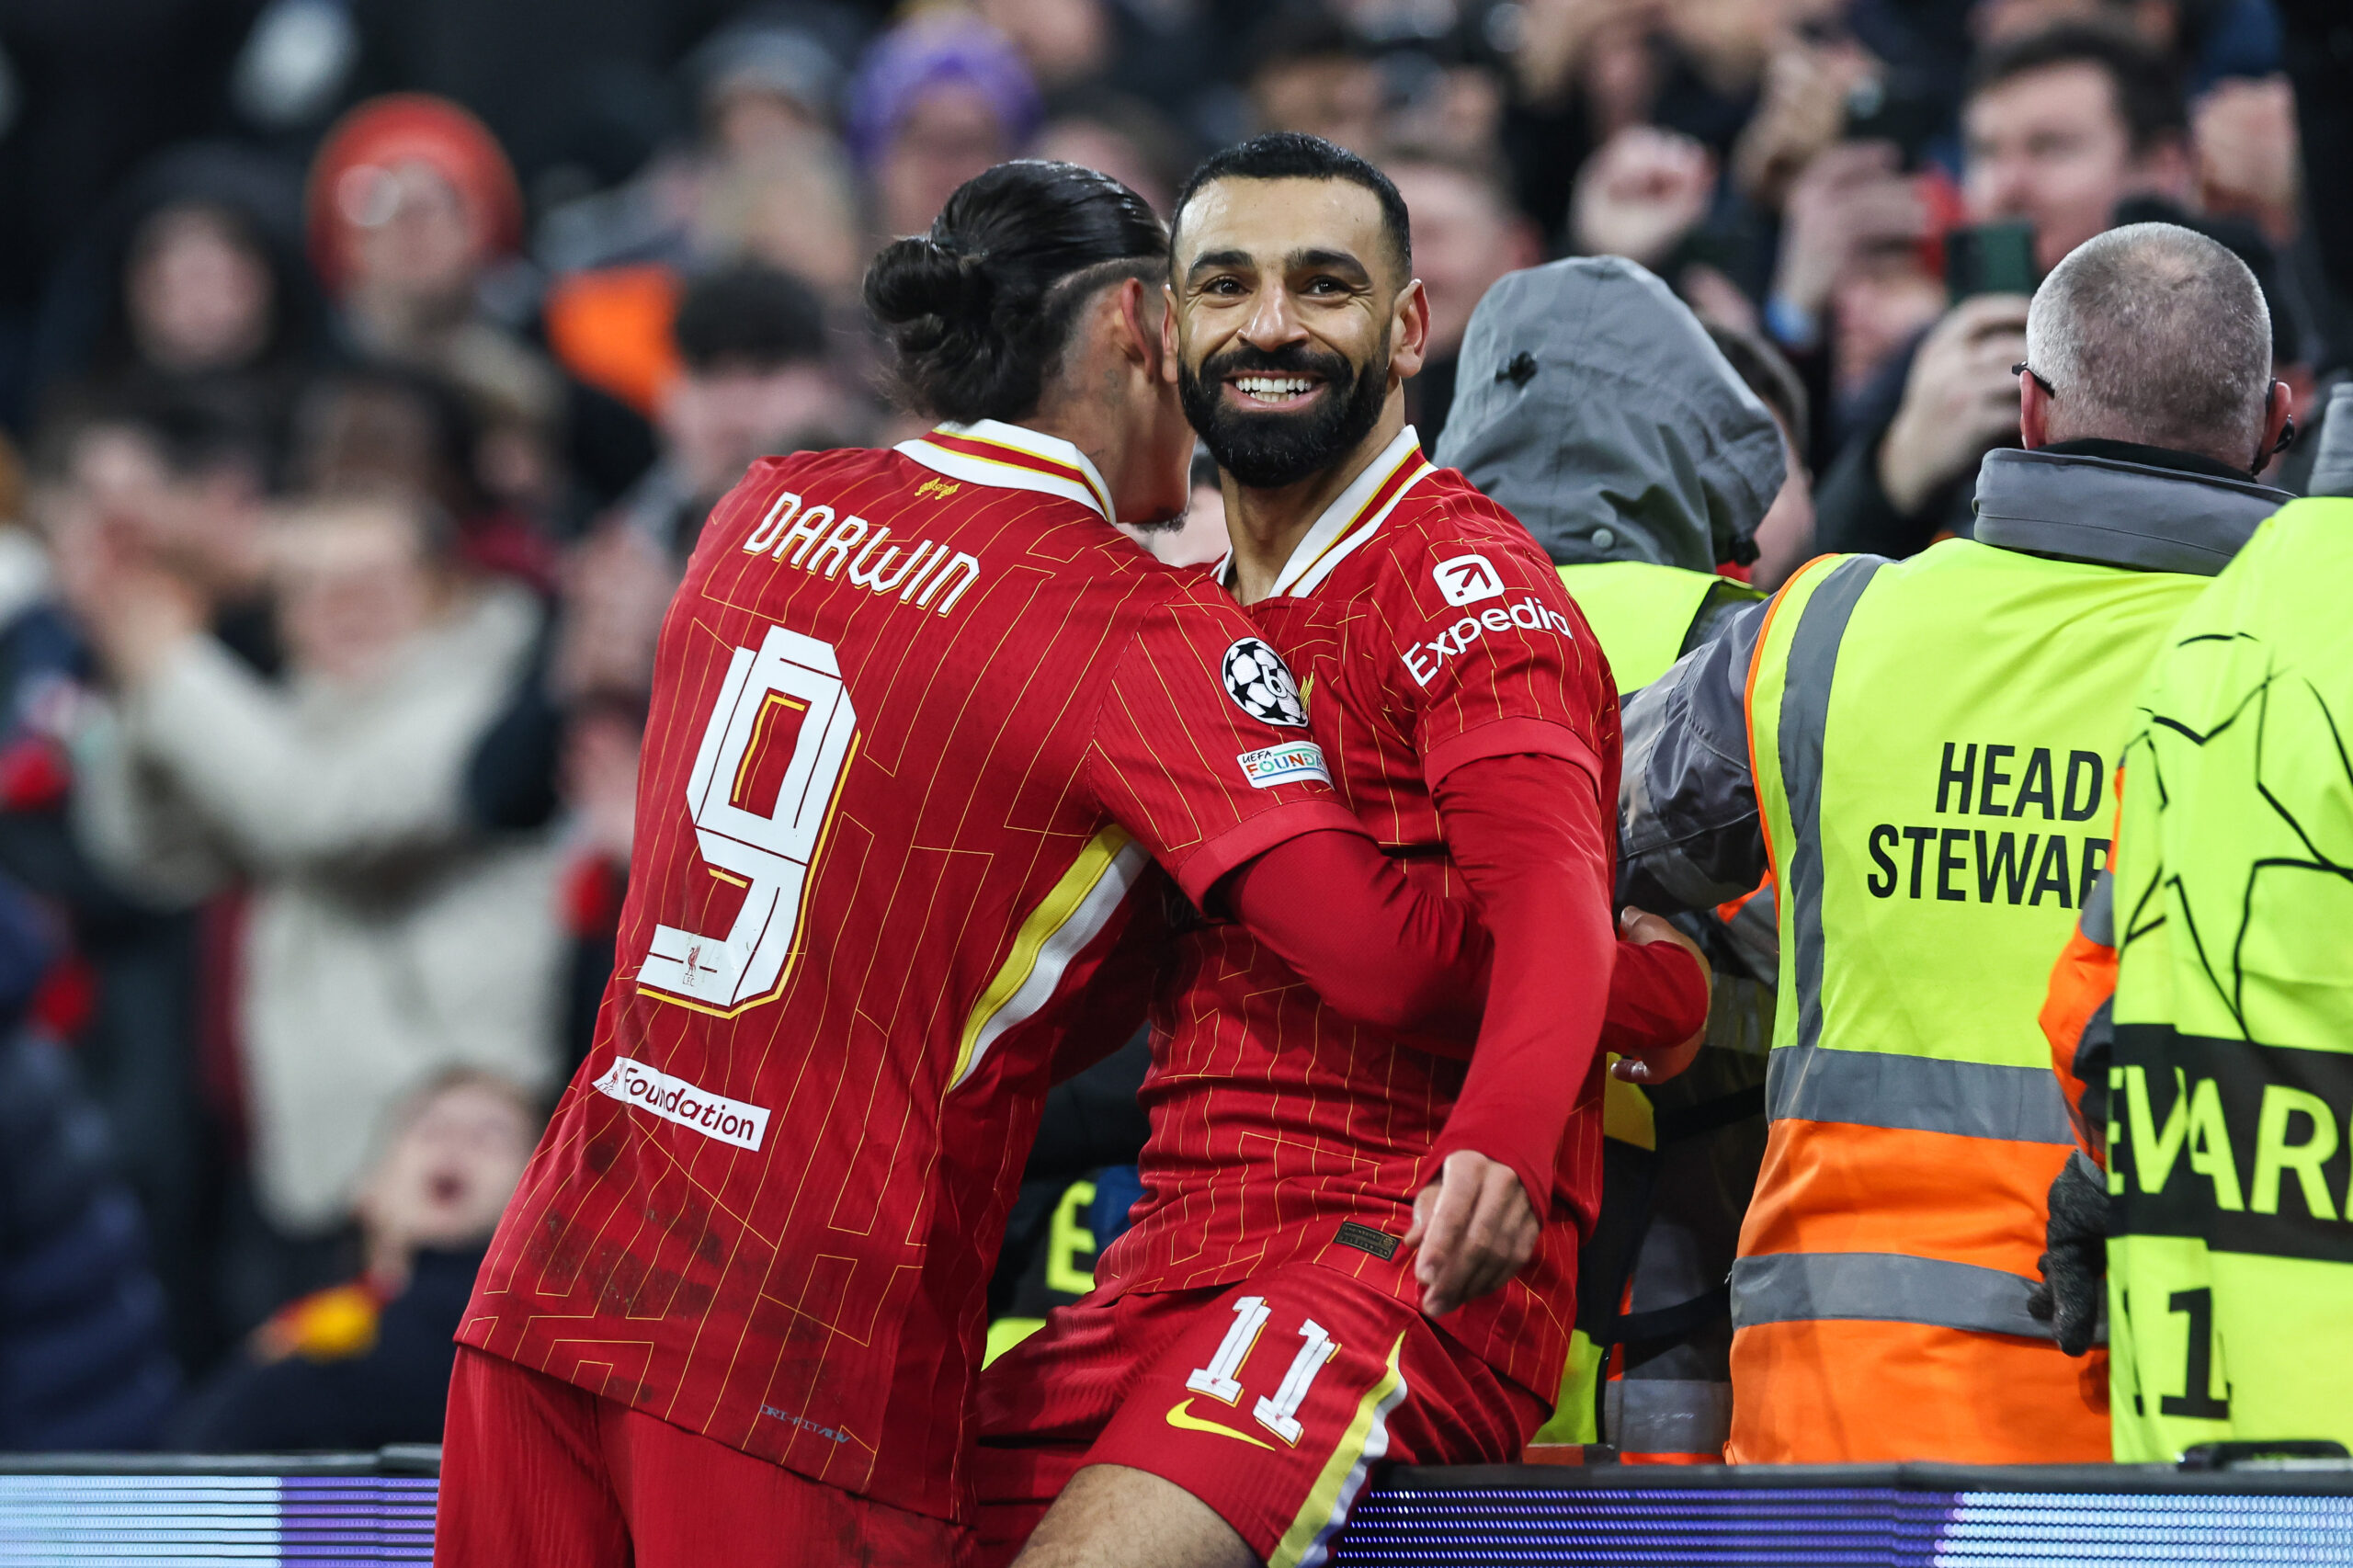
[739,489,983,616]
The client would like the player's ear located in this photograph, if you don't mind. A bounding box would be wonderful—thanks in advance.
[1159,280,1182,385]
[1111,276,1155,371]
[1390,278,1430,383]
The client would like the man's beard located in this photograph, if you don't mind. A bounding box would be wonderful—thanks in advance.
[1178,337,1390,491]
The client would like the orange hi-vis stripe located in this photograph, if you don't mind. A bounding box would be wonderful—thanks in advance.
[1729,1317,2109,1464]
[1741,1117,2072,1277]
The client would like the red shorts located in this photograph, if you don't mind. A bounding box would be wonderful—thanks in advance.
[972,1263,1546,1568]
[434,1346,973,1568]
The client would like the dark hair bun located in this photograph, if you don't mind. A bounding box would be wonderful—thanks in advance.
[864,235,995,341]
[863,161,1166,426]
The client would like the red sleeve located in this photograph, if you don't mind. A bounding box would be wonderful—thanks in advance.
[1600,941,1710,1056]
[1425,752,1618,1215]
[1087,582,1365,903]
[1223,830,1490,1036]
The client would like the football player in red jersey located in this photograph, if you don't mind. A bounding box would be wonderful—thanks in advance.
[432,160,1625,1567]
[972,134,1710,1568]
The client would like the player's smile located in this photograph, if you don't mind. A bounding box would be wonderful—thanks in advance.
[1225,372,1327,413]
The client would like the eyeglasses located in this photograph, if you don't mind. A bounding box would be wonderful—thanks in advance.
[2012,361,2055,397]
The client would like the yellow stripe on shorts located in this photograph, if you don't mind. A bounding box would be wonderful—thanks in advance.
[1267,1332,1410,1568]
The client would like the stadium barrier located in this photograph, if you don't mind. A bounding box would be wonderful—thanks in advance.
[0,1449,2348,1564]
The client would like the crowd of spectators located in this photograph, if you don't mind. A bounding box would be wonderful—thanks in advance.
[0,0,2341,1452]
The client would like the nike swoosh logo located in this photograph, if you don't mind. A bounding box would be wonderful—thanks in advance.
[1165,1397,1275,1449]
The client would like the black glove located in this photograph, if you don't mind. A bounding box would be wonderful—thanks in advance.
[2027,1149,2109,1357]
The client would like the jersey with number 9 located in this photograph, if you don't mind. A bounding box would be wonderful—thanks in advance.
[460,423,1360,1523]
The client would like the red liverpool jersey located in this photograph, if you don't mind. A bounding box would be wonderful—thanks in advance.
[1094,426,1620,1403]
[460,419,1359,1521]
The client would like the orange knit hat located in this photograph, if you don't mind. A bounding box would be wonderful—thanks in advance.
[306,93,524,294]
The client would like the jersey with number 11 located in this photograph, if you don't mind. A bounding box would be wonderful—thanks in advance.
[460,421,1357,1523]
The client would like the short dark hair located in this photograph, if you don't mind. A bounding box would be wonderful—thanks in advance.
[863,159,1166,425]
[1967,22,2188,155]
[75,386,269,483]
[1172,131,1413,278]
[674,265,828,374]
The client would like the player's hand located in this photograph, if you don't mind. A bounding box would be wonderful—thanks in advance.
[1610,908,1711,1086]
[1404,1149,1540,1317]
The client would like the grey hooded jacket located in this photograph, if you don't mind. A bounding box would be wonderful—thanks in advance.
[1436,256,1786,580]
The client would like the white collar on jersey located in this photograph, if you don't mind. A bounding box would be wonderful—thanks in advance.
[894,419,1118,524]
[1212,426,1433,599]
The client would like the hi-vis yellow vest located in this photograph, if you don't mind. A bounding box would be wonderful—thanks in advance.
[2106,498,2353,1462]
[1734,539,2210,1463]
[1557,562,1738,695]
[1539,560,1754,1449]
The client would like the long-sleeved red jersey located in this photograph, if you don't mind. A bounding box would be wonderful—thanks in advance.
[1096,429,1625,1406]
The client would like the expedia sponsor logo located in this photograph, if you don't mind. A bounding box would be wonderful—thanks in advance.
[1236,741,1330,790]
[1222,638,1309,727]
[1400,597,1575,687]
[1434,552,1506,606]
[592,1055,770,1152]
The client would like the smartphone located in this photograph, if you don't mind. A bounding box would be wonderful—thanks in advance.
[1946,222,2039,301]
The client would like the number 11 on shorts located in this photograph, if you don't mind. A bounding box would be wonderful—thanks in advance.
[1186,1295,1342,1446]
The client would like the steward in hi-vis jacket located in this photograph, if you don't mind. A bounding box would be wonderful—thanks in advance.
[1619,430,2290,1461]
[2042,384,2353,1460]
[1438,256,1787,1462]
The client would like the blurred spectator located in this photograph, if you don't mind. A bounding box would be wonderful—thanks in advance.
[980,0,1118,94]
[46,395,277,664]
[288,361,559,586]
[613,265,840,558]
[1961,24,2194,277]
[332,0,735,193]
[1387,149,1542,449]
[1972,0,2281,91]
[1034,90,1198,216]
[0,0,259,426]
[307,95,568,520]
[3,393,288,1375]
[537,7,868,278]
[176,1069,539,1450]
[65,486,563,1315]
[1243,6,1386,153]
[2192,73,2299,245]
[30,144,326,464]
[539,128,862,487]
[693,134,870,302]
[1812,23,2200,557]
[690,7,854,157]
[848,13,1045,240]
[0,874,179,1451]
[1568,125,1718,274]
[1763,141,1955,458]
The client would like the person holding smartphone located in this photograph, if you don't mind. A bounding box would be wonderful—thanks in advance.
[1807,24,2201,560]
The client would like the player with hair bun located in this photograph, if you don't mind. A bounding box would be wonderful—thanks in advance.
[433,160,1682,1566]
